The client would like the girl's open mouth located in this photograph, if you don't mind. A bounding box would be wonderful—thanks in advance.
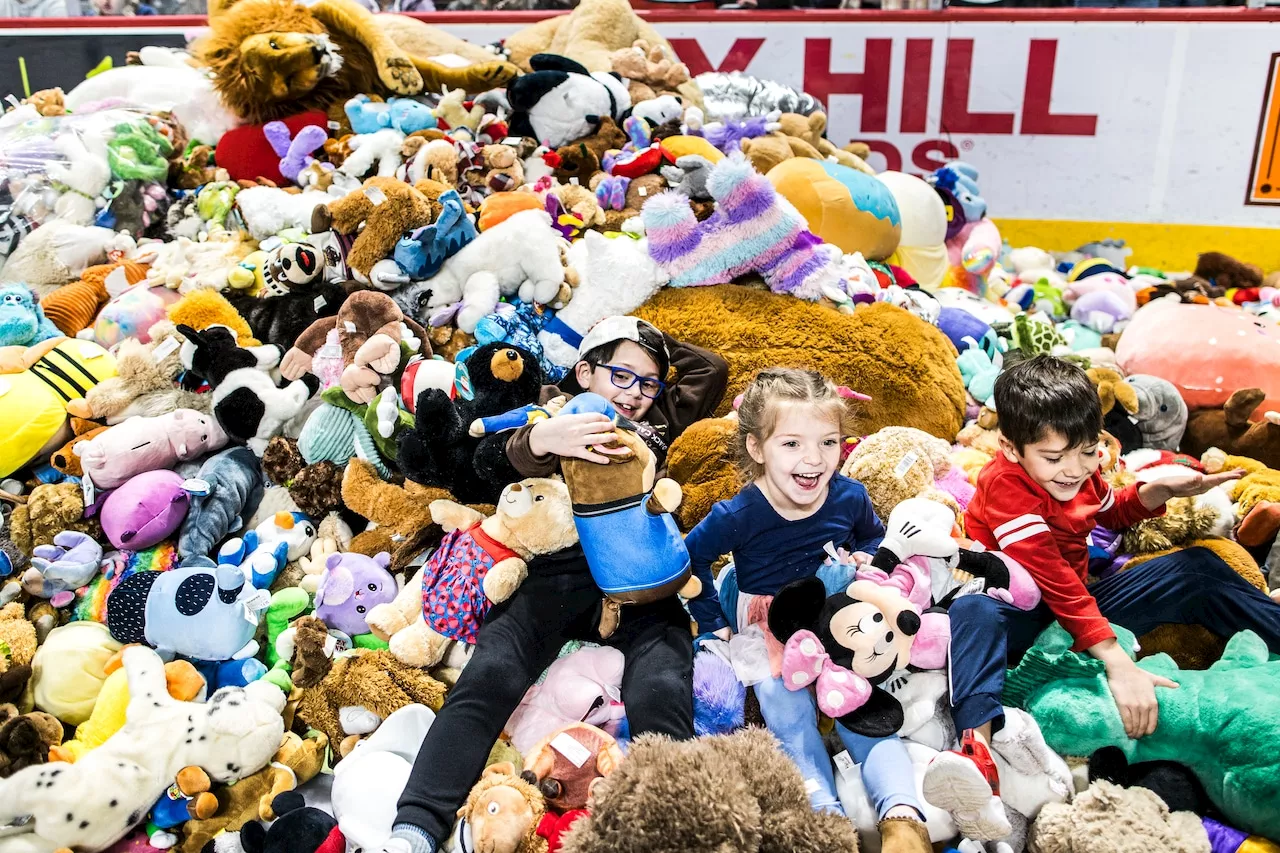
[793,473,821,490]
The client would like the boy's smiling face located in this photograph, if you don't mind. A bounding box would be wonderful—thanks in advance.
[573,340,661,422]
[1000,428,1102,501]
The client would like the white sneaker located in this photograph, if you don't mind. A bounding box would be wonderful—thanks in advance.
[923,749,1012,841]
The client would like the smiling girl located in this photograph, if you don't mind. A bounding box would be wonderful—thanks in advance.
[684,368,932,853]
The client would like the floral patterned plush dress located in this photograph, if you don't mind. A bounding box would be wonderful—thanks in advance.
[421,522,519,644]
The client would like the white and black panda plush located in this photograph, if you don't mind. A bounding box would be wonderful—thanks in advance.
[507,53,632,149]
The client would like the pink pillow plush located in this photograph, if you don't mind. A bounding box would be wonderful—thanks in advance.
[100,470,190,551]
[1116,301,1280,414]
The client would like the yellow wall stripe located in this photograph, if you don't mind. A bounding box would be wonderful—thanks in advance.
[993,219,1280,274]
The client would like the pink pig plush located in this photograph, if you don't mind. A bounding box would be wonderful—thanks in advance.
[76,408,228,489]
[100,469,190,550]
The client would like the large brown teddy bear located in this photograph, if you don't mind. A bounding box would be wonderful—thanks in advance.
[635,287,966,440]
[196,0,518,124]
[503,0,703,110]
[665,413,739,532]
[559,729,862,853]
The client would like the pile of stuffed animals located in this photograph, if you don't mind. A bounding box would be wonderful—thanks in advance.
[0,0,1279,850]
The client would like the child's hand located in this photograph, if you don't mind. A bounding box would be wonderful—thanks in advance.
[1139,469,1246,508]
[527,413,626,464]
[1105,657,1178,738]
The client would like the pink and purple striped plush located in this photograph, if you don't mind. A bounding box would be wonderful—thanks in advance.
[641,153,843,301]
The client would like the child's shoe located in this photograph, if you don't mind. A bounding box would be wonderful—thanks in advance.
[922,729,1012,841]
[878,816,932,853]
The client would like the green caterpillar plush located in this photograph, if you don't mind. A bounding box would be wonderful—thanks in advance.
[1004,623,1280,840]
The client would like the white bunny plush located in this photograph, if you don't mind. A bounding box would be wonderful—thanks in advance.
[0,645,285,853]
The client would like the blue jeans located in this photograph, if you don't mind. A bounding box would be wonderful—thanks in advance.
[948,547,1280,733]
[755,675,922,819]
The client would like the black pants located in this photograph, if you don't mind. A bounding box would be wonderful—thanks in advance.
[395,545,695,842]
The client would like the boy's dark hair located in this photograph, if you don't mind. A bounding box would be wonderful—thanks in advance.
[993,355,1102,452]
[580,323,671,381]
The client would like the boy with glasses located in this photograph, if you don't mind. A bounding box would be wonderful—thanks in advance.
[507,315,729,476]
[386,316,727,853]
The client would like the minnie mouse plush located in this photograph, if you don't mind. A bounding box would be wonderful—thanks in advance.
[767,498,1040,738]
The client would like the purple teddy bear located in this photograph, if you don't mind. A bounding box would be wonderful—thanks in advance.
[314,551,398,636]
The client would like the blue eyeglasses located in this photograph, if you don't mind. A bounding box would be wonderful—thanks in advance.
[595,363,667,399]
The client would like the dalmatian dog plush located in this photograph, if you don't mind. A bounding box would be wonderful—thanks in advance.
[0,645,285,853]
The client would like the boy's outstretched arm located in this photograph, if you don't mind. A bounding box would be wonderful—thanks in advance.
[1135,469,1246,511]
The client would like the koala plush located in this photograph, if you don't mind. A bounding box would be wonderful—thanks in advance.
[0,645,284,853]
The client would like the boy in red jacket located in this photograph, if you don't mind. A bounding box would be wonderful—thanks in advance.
[922,355,1280,840]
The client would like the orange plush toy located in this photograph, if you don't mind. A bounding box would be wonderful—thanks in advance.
[41,261,149,336]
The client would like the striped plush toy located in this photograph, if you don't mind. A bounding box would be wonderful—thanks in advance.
[640,152,846,302]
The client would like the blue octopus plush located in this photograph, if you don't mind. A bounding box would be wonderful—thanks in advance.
[0,284,61,347]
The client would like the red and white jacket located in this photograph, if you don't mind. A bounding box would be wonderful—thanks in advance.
[964,454,1164,651]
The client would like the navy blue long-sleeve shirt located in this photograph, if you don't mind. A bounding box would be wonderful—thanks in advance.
[684,474,885,633]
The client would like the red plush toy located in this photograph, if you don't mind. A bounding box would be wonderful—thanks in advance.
[216,110,329,185]
[536,809,588,853]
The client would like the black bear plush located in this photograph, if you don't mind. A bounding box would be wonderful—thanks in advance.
[397,342,543,504]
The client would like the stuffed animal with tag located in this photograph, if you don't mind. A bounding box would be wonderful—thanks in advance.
[520,722,623,813]
[177,324,319,456]
[0,644,284,853]
[75,408,227,491]
[366,478,578,668]
[558,393,698,639]
[105,552,269,662]
[280,290,430,406]
[507,54,631,149]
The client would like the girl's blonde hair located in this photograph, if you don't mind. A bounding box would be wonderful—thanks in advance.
[735,367,852,481]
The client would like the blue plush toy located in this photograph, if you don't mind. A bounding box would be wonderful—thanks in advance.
[345,94,438,135]
[558,393,694,638]
[177,446,265,563]
[392,189,476,280]
[217,510,317,590]
[0,284,61,347]
[928,161,986,240]
[104,553,268,662]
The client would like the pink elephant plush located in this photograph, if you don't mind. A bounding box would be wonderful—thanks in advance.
[76,408,227,489]
[505,645,626,755]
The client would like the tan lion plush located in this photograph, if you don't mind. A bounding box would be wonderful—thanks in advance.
[196,0,518,125]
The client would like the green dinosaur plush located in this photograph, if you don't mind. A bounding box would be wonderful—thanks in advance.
[1004,623,1280,841]
[1010,313,1068,356]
